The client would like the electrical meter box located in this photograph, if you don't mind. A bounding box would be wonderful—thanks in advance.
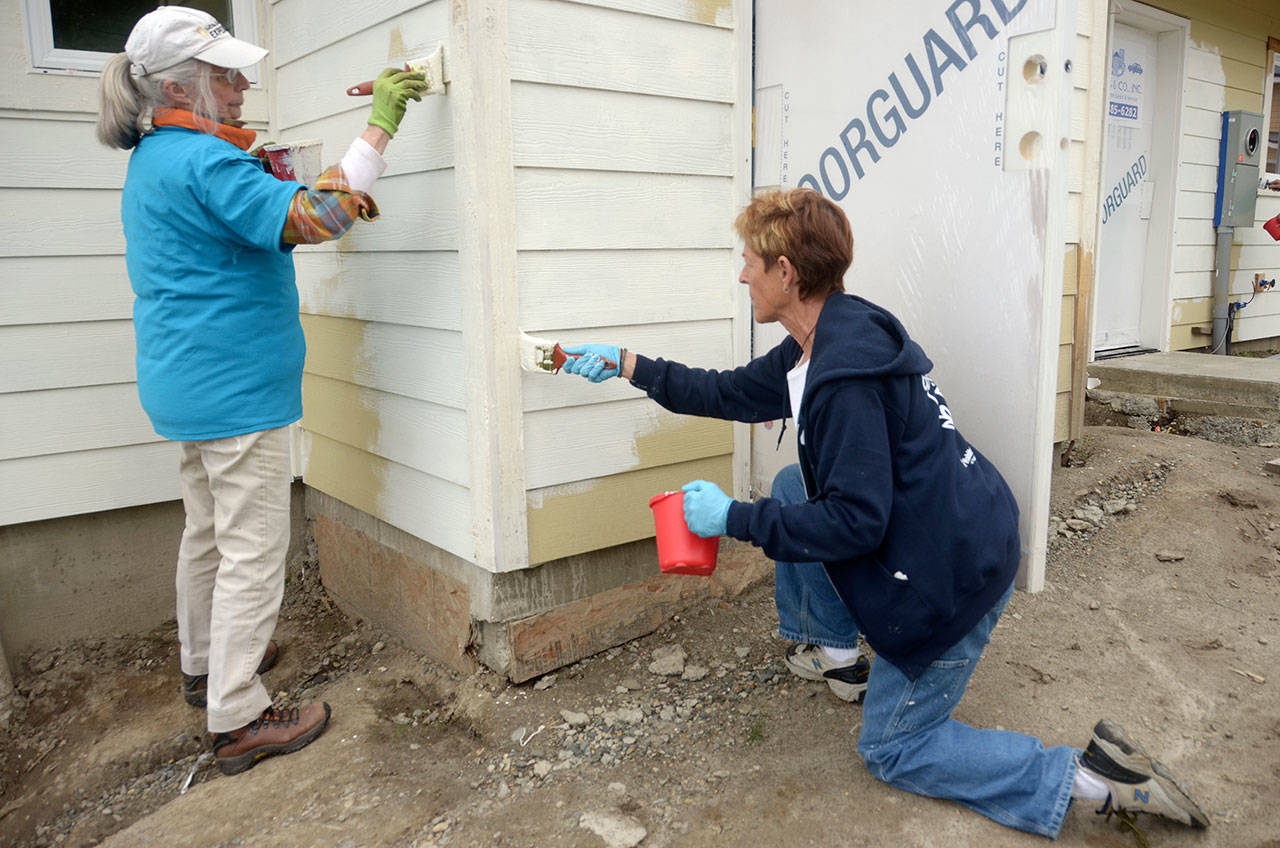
[1214,110,1264,227]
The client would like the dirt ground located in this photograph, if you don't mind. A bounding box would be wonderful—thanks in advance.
[2,424,1278,848]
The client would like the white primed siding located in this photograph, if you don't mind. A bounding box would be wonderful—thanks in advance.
[0,0,272,526]
[270,0,476,561]
[508,0,741,563]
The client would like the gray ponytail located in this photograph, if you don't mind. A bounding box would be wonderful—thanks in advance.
[96,52,148,149]
[96,54,224,150]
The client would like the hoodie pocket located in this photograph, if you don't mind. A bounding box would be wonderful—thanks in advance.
[852,559,943,656]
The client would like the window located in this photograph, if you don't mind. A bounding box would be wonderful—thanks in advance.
[24,0,256,75]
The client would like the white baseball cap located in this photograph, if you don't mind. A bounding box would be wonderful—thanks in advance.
[125,5,267,76]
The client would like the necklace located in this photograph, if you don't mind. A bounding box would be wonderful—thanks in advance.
[794,323,816,366]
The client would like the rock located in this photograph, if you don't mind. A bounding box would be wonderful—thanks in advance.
[533,760,552,778]
[618,677,642,690]
[1154,551,1185,562]
[1103,499,1129,514]
[1074,505,1104,524]
[579,810,647,848]
[1065,519,1093,532]
[614,707,644,724]
[1088,600,1100,610]
[534,674,557,691]
[560,709,589,727]
[734,646,750,659]
[511,727,527,743]
[648,645,687,676]
[681,665,709,682]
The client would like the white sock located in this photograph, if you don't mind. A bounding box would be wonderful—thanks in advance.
[1071,764,1110,801]
[823,646,860,663]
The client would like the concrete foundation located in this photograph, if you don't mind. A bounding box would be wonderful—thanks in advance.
[307,487,772,683]
[1088,351,1280,421]
[0,483,308,672]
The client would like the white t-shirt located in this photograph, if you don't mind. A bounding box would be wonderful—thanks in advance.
[787,358,810,443]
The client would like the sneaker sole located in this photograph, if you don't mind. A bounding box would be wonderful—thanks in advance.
[215,703,331,776]
[1089,719,1209,828]
[825,677,868,703]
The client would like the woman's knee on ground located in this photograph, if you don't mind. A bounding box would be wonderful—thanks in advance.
[857,730,924,786]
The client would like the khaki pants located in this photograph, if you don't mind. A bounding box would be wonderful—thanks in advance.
[176,426,290,733]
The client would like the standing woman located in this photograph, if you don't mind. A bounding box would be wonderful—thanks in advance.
[96,6,427,775]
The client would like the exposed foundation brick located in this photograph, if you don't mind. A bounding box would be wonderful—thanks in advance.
[500,541,771,682]
[314,514,476,677]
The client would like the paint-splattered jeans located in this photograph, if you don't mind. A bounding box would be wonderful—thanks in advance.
[770,464,1080,838]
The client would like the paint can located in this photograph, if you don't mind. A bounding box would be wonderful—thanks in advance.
[648,491,719,576]
[262,139,323,186]
[1263,215,1280,241]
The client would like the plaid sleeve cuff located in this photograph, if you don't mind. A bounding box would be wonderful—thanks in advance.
[281,164,380,244]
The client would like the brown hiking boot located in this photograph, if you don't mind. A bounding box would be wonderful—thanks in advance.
[212,702,331,775]
[182,640,280,708]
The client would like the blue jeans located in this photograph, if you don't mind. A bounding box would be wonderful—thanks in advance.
[771,464,1080,838]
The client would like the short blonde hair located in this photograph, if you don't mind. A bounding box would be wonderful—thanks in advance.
[734,188,853,300]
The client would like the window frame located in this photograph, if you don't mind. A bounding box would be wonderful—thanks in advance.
[23,0,261,81]
[1262,38,1280,190]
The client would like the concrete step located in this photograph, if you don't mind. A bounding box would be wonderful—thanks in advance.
[1087,351,1280,421]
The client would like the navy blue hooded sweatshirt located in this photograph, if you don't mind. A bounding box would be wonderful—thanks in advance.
[629,293,1020,680]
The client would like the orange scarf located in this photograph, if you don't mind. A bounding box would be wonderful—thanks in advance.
[152,108,257,151]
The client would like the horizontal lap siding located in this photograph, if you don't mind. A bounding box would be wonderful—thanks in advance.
[1062,3,1099,442]
[273,0,472,545]
[0,0,276,525]
[0,117,170,523]
[1166,1,1280,348]
[509,0,739,563]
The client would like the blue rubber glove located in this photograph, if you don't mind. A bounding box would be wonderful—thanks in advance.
[681,480,733,538]
[561,343,622,382]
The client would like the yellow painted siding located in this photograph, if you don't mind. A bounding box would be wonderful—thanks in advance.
[1166,0,1280,348]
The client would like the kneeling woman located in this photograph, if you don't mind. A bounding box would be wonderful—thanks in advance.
[559,187,1209,837]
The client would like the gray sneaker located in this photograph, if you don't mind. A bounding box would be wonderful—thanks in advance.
[1079,719,1209,829]
[783,643,870,702]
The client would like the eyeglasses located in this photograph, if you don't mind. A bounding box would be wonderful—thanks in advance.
[211,67,243,85]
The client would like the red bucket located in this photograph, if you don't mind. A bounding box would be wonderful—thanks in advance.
[1264,215,1280,241]
[649,491,719,576]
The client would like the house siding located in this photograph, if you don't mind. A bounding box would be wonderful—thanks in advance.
[1142,1,1280,348]
[508,0,740,564]
[0,1,268,524]
[265,0,478,561]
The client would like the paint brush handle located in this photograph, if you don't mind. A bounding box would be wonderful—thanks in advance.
[347,62,413,96]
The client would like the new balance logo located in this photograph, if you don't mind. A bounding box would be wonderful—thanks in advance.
[1134,788,1150,804]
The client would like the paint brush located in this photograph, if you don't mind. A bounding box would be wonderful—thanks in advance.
[346,42,447,97]
[518,332,617,375]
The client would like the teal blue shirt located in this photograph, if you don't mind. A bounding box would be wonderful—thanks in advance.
[122,127,304,441]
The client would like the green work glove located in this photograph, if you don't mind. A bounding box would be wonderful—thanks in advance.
[248,141,275,169]
[368,68,428,138]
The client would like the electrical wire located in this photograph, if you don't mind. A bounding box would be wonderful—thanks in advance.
[1211,286,1265,354]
